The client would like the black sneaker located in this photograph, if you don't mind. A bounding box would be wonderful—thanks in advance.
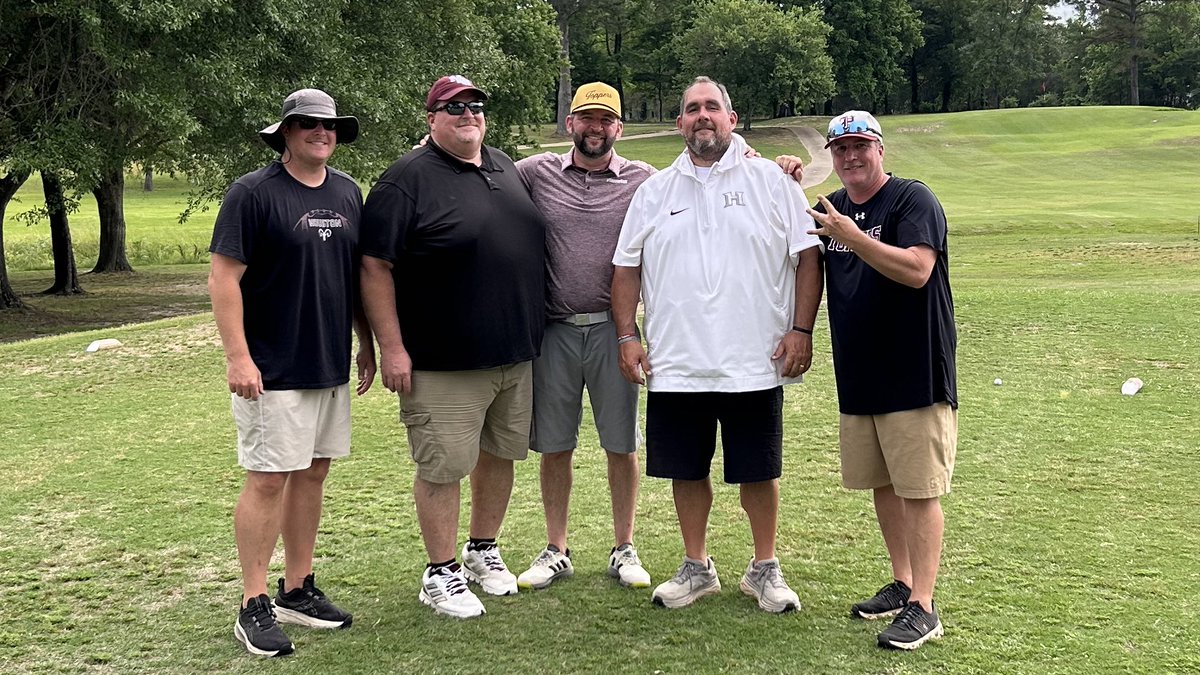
[877,602,944,650]
[235,594,294,657]
[273,574,353,629]
[851,580,911,619]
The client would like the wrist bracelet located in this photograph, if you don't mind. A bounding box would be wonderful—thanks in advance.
[791,325,813,336]
[617,334,639,345]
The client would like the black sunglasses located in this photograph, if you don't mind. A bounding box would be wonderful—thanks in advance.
[436,101,485,116]
[293,117,338,131]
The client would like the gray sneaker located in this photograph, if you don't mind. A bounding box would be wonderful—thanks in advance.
[738,558,800,613]
[651,557,721,609]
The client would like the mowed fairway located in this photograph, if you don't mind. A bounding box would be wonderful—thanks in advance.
[1,107,1198,673]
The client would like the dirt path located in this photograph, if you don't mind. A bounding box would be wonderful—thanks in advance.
[531,125,832,188]
[784,125,833,189]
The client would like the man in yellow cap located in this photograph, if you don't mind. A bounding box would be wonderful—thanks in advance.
[513,82,658,591]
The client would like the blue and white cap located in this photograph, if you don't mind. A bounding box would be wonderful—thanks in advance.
[825,110,883,148]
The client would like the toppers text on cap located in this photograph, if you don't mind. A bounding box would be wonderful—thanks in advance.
[570,82,621,117]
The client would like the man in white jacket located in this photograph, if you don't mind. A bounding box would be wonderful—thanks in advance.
[611,76,823,613]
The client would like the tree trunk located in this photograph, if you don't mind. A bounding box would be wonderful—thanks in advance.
[1129,51,1140,105]
[909,53,919,113]
[41,171,84,296]
[143,167,153,191]
[555,10,571,136]
[941,77,952,113]
[91,167,134,273]
[0,170,31,310]
[612,30,625,119]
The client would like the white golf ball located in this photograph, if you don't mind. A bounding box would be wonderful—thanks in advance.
[994,378,1003,386]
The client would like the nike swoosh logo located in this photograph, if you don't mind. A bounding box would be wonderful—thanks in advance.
[670,208,689,216]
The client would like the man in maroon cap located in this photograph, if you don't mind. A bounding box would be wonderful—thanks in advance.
[359,75,546,619]
[210,88,374,656]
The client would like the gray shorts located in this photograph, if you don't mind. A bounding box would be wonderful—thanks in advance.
[531,320,640,455]
[232,384,351,472]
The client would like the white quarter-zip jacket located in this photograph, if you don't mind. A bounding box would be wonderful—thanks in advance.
[613,134,822,392]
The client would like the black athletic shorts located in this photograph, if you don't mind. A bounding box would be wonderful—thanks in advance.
[645,387,783,484]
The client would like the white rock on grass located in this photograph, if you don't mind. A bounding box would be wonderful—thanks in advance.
[85,338,123,353]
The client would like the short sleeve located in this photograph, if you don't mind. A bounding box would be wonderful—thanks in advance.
[209,182,257,264]
[774,174,822,258]
[612,183,650,267]
[360,181,416,263]
[894,181,947,252]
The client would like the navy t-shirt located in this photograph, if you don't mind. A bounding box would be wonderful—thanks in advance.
[818,176,957,415]
[359,142,545,371]
[209,162,363,389]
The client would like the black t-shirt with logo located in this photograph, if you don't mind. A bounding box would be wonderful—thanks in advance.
[360,142,545,371]
[817,176,957,415]
[209,161,363,389]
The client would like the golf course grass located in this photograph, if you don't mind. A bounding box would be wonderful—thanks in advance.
[0,105,1197,673]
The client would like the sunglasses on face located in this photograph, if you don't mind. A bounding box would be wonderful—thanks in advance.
[436,101,485,116]
[828,118,879,140]
[294,117,338,131]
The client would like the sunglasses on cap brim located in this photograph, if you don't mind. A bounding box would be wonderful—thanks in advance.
[828,119,880,141]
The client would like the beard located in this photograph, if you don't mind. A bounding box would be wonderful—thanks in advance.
[685,127,731,163]
[573,131,614,159]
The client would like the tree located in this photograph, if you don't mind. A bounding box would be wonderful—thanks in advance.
[960,0,1057,108]
[908,0,971,112]
[550,0,598,135]
[821,0,924,112]
[675,0,835,131]
[40,171,83,295]
[2,0,561,294]
[0,170,30,309]
[1080,0,1196,105]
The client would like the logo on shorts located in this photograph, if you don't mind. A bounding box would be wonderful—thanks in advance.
[294,209,350,243]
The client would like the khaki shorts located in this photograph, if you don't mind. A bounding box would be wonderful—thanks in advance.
[839,402,957,499]
[232,384,351,472]
[400,362,533,484]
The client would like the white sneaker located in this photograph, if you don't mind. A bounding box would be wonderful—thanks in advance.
[651,557,721,608]
[608,544,651,588]
[419,565,485,619]
[461,542,518,596]
[517,545,574,590]
[739,558,801,613]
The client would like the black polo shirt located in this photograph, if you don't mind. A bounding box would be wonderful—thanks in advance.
[360,141,545,371]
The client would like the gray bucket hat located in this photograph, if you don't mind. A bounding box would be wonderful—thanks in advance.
[259,88,360,154]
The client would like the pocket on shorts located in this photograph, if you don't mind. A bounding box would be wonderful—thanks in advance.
[400,410,435,465]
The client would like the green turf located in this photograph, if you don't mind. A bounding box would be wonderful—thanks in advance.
[1,106,1199,671]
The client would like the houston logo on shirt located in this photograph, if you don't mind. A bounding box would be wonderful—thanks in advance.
[294,209,349,243]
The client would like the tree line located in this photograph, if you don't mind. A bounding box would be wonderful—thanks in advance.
[3,0,1197,311]
[558,0,1198,129]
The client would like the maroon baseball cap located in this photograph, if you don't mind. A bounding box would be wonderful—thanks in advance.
[425,75,489,111]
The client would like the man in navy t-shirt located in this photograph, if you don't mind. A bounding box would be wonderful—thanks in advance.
[209,89,375,657]
[781,110,957,651]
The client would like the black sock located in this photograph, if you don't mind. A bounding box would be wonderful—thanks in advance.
[467,537,497,551]
[427,558,456,571]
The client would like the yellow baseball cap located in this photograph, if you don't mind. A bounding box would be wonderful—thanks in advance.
[570,82,621,117]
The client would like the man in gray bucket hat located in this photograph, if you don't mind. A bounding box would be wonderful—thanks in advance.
[209,88,375,657]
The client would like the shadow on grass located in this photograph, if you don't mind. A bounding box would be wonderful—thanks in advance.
[0,264,211,343]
